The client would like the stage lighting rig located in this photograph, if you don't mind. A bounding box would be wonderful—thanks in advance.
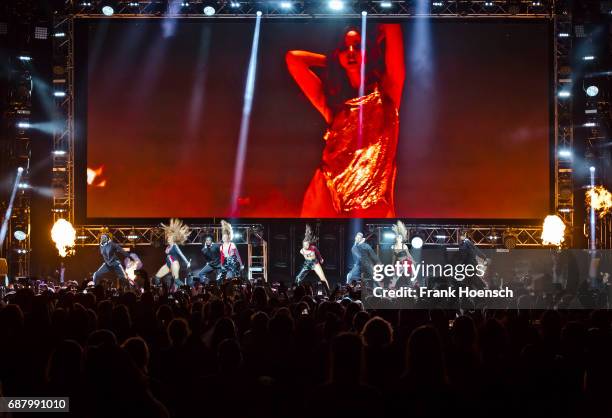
[411,236,424,249]
[502,231,518,249]
[328,0,344,11]
[586,85,599,97]
[34,26,48,40]
[14,228,27,241]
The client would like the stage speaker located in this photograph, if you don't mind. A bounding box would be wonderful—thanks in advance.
[268,222,294,283]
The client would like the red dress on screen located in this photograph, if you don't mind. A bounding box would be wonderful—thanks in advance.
[301,87,399,218]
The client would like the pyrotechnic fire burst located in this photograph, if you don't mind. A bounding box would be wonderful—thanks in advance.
[51,218,76,257]
[541,215,565,246]
[87,166,106,187]
[586,186,612,217]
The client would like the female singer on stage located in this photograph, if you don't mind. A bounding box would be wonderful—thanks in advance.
[295,225,330,294]
[286,23,405,217]
[218,220,243,282]
[390,220,414,289]
[154,219,190,291]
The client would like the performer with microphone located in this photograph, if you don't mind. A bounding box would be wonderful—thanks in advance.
[218,220,244,282]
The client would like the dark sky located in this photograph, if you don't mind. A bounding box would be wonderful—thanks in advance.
[85,19,550,219]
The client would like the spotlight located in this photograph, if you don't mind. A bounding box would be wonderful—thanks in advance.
[17,122,30,129]
[558,32,570,37]
[53,32,66,37]
[411,236,423,249]
[102,5,114,16]
[433,1,444,6]
[502,231,518,249]
[230,1,240,7]
[483,1,493,6]
[14,230,27,241]
[53,91,66,97]
[34,26,48,40]
[583,55,595,61]
[590,166,596,173]
[380,1,392,7]
[583,122,596,127]
[558,149,572,158]
[383,231,396,242]
[17,167,24,173]
[329,0,344,10]
[256,10,262,16]
[18,56,32,62]
[532,1,542,6]
[53,150,67,156]
[557,91,571,98]
[181,2,190,6]
[128,2,139,6]
[203,5,216,15]
[18,183,30,189]
[361,10,367,15]
[586,85,599,97]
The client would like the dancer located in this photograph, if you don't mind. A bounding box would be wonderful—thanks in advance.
[154,219,190,291]
[390,220,414,288]
[197,235,221,283]
[218,220,243,282]
[93,233,133,289]
[295,225,330,294]
[286,23,405,217]
[346,232,381,284]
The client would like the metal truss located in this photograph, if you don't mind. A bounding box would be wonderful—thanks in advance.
[69,0,553,18]
[4,58,33,277]
[553,12,574,243]
[72,224,266,246]
[366,224,545,247]
[51,15,75,224]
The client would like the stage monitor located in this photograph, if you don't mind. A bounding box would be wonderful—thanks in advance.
[79,18,551,219]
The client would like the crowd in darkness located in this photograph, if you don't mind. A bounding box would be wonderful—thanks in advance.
[1,281,612,418]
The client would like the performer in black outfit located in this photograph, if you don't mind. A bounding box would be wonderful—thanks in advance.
[346,232,381,284]
[153,219,191,291]
[197,236,221,283]
[93,233,133,288]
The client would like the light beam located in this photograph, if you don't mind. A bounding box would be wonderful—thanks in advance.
[230,12,262,215]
